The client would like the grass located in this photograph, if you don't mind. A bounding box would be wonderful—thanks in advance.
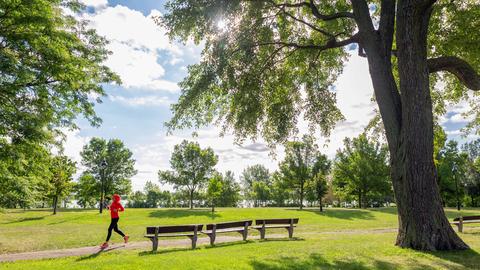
[1,207,480,269]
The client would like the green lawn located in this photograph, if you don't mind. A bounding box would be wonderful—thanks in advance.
[1,207,480,269]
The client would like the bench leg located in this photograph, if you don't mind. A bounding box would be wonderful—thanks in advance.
[260,228,266,240]
[150,237,158,251]
[288,226,294,238]
[188,236,197,249]
[209,233,216,245]
[241,230,248,241]
[459,221,463,233]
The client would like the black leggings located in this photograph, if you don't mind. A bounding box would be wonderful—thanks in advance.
[106,218,125,241]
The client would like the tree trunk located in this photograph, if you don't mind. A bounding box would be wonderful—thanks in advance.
[189,190,194,209]
[389,1,468,251]
[319,198,323,212]
[53,196,58,215]
[99,194,103,214]
[351,0,468,251]
[299,184,304,210]
[358,192,362,208]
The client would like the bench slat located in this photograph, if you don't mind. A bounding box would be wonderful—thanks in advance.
[146,224,203,234]
[255,218,299,225]
[202,228,246,234]
[453,215,480,222]
[251,225,297,229]
[206,220,252,230]
[145,233,195,238]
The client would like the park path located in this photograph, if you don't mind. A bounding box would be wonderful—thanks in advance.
[0,228,397,263]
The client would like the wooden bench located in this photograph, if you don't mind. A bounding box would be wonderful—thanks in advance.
[202,220,252,245]
[252,218,299,239]
[452,216,480,232]
[144,224,203,251]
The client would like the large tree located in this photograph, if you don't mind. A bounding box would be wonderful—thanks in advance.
[332,134,391,208]
[80,138,136,213]
[0,0,119,143]
[159,0,480,250]
[158,140,218,209]
[279,135,330,209]
[0,140,51,208]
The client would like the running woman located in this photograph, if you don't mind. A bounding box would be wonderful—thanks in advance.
[100,194,129,249]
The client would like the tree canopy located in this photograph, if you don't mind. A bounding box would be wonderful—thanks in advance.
[0,0,119,143]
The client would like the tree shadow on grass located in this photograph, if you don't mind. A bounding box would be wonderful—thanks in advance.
[139,238,304,256]
[250,253,438,270]
[46,215,84,225]
[428,248,480,269]
[3,216,45,224]
[138,246,196,256]
[148,209,220,219]
[287,209,375,220]
[76,245,124,261]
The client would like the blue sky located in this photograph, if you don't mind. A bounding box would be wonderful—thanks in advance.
[66,0,476,191]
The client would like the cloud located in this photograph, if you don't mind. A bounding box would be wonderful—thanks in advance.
[81,6,184,92]
[109,95,173,107]
[80,0,107,9]
[239,143,269,152]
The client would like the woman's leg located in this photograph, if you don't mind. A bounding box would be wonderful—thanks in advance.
[113,218,125,237]
[106,218,117,242]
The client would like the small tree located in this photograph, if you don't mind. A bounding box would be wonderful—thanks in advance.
[159,140,218,209]
[75,174,98,209]
[280,135,330,209]
[252,181,271,207]
[240,164,270,205]
[313,174,328,212]
[48,156,76,215]
[333,134,391,208]
[80,137,136,213]
[270,171,291,207]
[437,141,468,208]
[207,174,223,213]
[128,191,147,208]
[144,181,162,208]
[217,171,241,207]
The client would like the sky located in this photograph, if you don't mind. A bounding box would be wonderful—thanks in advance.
[64,0,476,191]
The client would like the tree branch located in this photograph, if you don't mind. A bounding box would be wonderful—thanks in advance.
[257,33,359,50]
[232,33,359,54]
[378,0,396,56]
[279,7,335,38]
[308,1,354,21]
[271,1,354,21]
[428,56,480,90]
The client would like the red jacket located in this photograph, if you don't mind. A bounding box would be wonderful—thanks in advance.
[109,194,124,219]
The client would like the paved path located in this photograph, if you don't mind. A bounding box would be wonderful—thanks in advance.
[0,228,397,263]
